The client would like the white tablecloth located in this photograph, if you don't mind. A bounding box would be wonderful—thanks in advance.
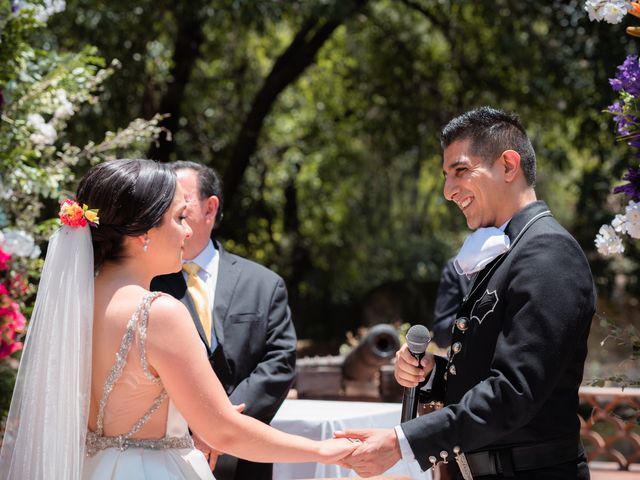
[271,399,431,479]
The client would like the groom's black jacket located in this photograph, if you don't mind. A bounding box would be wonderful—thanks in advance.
[406,201,595,474]
[151,240,297,480]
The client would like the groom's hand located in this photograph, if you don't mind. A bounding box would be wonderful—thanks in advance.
[334,428,401,478]
[394,344,433,387]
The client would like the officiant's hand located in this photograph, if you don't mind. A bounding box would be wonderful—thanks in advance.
[334,428,401,477]
[193,403,246,470]
[394,343,434,387]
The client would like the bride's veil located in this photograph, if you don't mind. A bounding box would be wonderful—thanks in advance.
[0,225,94,479]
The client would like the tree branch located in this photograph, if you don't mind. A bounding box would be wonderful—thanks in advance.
[221,0,368,208]
[397,0,452,43]
[147,3,207,161]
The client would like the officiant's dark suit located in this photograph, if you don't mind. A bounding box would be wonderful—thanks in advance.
[152,162,296,480]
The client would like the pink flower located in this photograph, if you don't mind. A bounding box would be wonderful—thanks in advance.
[0,248,10,271]
[9,274,28,294]
[0,338,22,360]
[0,313,24,359]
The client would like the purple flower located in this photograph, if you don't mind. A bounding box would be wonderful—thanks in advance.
[10,0,18,14]
[610,55,640,97]
[608,100,637,137]
[613,167,640,201]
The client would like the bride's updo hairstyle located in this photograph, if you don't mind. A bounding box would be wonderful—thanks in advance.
[76,159,176,269]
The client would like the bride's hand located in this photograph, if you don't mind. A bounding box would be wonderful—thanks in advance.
[316,437,359,464]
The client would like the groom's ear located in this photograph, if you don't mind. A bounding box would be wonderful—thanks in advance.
[500,150,521,183]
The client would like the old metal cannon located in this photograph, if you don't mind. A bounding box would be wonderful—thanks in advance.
[294,324,403,401]
[342,323,400,381]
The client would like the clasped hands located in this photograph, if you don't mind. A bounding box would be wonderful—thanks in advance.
[331,345,435,477]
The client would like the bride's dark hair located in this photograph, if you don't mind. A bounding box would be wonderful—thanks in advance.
[76,159,176,269]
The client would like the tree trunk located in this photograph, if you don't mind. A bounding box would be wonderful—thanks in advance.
[222,0,368,207]
[147,4,206,162]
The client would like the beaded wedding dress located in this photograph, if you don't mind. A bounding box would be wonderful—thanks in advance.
[83,292,214,480]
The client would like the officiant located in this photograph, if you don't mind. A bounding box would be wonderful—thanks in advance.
[152,161,297,480]
[337,107,595,479]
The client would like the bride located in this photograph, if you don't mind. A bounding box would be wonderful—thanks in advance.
[0,159,356,479]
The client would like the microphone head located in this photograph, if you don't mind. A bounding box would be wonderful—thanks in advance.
[406,324,431,355]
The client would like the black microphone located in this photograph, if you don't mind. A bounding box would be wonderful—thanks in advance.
[400,324,431,422]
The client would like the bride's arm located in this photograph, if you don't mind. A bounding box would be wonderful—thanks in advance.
[145,296,355,464]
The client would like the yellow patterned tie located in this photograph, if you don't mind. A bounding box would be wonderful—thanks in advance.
[183,262,212,346]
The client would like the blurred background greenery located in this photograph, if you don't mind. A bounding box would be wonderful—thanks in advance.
[2,0,639,361]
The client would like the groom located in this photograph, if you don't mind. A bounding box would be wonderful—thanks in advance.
[152,161,297,480]
[338,107,595,479]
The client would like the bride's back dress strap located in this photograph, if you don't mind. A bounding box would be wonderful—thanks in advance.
[86,291,193,456]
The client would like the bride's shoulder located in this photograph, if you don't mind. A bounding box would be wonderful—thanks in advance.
[147,292,191,325]
[144,293,199,351]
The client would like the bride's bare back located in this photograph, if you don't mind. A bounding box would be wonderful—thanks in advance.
[89,285,171,439]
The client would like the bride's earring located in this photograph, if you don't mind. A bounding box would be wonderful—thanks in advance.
[143,235,150,252]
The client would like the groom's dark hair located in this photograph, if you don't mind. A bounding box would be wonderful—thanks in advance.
[440,106,537,186]
[77,159,176,269]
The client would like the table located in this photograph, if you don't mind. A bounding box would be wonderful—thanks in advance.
[271,399,431,480]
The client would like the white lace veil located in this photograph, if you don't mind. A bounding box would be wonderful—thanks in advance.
[0,225,94,480]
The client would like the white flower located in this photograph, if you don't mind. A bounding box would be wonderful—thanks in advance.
[624,200,640,239]
[26,113,45,127]
[0,230,39,258]
[595,224,625,256]
[27,113,57,146]
[17,0,66,22]
[585,0,630,24]
[611,213,627,233]
[53,89,74,120]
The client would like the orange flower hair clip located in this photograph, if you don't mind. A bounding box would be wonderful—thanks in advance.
[58,199,100,228]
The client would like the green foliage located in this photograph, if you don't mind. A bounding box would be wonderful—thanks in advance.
[0,7,39,88]
[0,2,169,427]
[37,0,640,340]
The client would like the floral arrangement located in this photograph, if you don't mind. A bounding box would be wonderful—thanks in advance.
[0,232,33,360]
[0,1,166,373]
[585,2,640,255]
[585,0,638,25]
[0,229,40,361]
[0,1,171,432]
[58,200,99,228]
[586,1,640,390]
